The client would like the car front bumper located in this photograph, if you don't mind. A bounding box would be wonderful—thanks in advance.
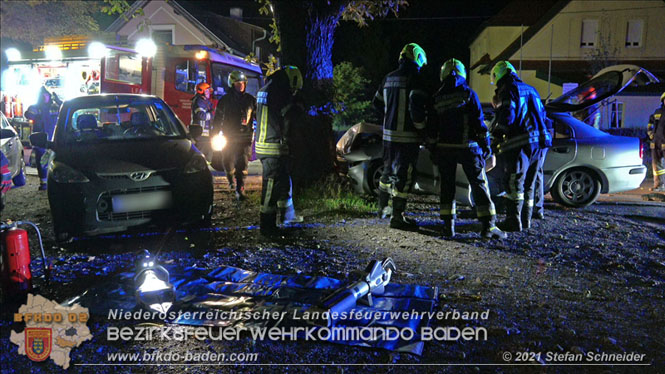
[48,169,213,236]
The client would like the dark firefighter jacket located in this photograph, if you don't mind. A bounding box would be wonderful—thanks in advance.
[372,61,429,143]
[431,82,490,152]
[648,105,665,150]
[25,89,60,139]
[191,93,214,129]
[254,70,303,158]
[213,90,256,143]
[492,73,552,155]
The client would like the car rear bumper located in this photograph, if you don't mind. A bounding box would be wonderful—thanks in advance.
[48,169,213,236]
[602,164,646,193]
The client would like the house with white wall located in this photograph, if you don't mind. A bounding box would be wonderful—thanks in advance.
[469,0,665,129]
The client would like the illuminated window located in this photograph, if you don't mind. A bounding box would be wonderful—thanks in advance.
[581,19,598,48]
[174,60,207,93]
[610,102,623,128]
[625,20,643,47]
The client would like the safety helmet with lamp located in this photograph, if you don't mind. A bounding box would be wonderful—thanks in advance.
[399,43,427,69]
[490,61,516,85]
[227,70,248,88]
[196,82,211,95]
[440,58,466,82]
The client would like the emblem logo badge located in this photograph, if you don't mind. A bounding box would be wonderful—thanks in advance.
[25,328,52,362]
[129,172,151,181]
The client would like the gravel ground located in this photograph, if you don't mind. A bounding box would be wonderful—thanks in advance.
[1,173,664,374]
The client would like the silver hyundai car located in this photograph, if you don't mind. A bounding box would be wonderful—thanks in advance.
[337,65,657,208]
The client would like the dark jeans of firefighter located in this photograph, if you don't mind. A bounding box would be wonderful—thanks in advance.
[223,141,251,190]
[33,146,48,182]
[534,147,549,215]
[501,145,541,207]
[260,157,291,215]
[437,149,495,223]
[380,142,419,198]
[652,147,665,187]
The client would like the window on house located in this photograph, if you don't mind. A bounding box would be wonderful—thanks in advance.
[609,102,623,128]
[152,30,173,46]
[625,20,643,47]
[230,7,243,19]
[581,19,598,47]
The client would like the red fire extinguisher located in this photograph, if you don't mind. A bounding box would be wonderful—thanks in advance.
[1,221,48,298]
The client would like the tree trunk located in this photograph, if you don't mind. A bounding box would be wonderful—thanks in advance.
[274,2,341,186]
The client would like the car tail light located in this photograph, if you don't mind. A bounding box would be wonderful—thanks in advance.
[639,138,643,159]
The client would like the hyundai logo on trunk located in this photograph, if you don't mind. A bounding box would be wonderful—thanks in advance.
[129,172,151,181]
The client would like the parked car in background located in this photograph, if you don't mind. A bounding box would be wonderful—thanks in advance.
[338,65,657,208]
[0,112,26,187]
[30,94,213,241]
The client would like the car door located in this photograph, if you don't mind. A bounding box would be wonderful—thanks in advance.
[544,116,577,189]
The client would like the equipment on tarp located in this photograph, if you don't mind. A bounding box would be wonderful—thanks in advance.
[134,250,175,313]
[0,221,48,298]
[316,257,396,326]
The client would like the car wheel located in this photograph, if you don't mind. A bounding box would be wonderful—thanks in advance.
[551,168,601,208]
[366,160,384,196]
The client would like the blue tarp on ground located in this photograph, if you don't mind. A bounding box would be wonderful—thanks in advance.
[69,264,438,355]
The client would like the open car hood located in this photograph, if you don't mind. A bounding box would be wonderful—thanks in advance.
[336,122,382,161]
[545,65,660,112]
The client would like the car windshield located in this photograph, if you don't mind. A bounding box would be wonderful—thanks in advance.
[62,96,185,144]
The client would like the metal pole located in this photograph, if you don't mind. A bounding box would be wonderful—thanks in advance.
[519,24,523,78]
[548,24,553,99]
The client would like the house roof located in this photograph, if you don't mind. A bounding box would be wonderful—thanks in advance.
[472,0,570,74]
[104,0,243,55]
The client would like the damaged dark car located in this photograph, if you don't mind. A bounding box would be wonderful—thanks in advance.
[30,94,213,241]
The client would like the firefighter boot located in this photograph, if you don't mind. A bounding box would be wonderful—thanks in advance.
[390,197,418,231]
[500,200,523,232]
[442,219,455,238]
[377,190,392,219]
[235,187,247,201]
[278,204,304,225]
[481,218,507,239]
[521,205,533,229]
[260,213,280,237]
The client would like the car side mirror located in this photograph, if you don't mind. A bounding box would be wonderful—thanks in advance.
[29,132,49,148]
[189,124,203,139]
[0,129,15,139]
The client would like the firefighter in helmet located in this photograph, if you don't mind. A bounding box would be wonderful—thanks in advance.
[431,58,506,239]
[647,92,665,191]
[255,66,305,235]
[191,82,214,158]
[24,86,60,190]
[212,70,257,200]
[490,61,551,231]
[372,42,430,231]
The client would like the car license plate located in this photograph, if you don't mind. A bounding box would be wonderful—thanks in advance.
[111,191,173,213]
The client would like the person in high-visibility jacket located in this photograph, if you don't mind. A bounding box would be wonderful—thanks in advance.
[213,71,257,200]
[431,59,506,239]
[372,43,430,231]
[647,92,665,191]
[491,61,551,231]
[255,66,305,235]
[191,82,214,159]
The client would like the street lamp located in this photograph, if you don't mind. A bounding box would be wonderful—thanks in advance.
[5,48,21,62]
[135,38,157,58]
[87,42,108,59]
[44,45,62,61]
[134,250,175,313]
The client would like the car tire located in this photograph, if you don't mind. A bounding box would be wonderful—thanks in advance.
[551,168,601,208]
[366,160,384,196]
